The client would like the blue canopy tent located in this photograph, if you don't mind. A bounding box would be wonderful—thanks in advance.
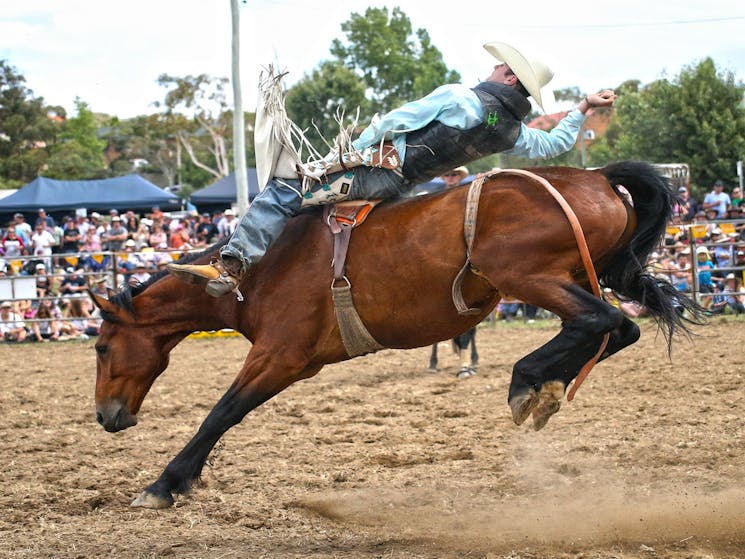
[189,170,261,211]
[0,175,181,216]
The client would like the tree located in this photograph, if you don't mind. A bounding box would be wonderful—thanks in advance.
[329,7,460,114]
[285,61,370,152]
[45,97,107,179]
[0,60,60,187]
[590,59,745,193]
[156,73,233,181]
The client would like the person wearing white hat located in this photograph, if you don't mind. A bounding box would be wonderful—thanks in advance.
[169,41,616,297]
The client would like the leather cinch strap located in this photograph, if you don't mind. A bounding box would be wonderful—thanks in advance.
[452,168,610,400]
[324,205,385,358]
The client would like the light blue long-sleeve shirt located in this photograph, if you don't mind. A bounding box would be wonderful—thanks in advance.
[352,83,586,162]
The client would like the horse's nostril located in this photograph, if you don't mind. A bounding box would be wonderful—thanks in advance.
[96,411,104,425]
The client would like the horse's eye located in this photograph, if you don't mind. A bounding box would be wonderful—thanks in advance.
[95,345,108,355]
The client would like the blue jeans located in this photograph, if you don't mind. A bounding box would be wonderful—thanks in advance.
[221,166,408,270]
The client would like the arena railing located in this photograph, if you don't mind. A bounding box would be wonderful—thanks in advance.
[0,248,201,325]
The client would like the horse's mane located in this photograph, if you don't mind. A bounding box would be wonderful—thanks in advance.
[107,241,227,316]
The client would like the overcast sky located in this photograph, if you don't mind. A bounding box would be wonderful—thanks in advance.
[2,0,744,118]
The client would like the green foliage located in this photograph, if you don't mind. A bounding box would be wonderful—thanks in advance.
[591,59,745,191]
[60,98,106,155]
[45,97,107,179]
[44,140,107,180]
[329,7,460,114]
[0,59,60,183]
[285,61,369,153]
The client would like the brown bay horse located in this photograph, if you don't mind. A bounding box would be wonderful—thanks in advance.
[90,161,702,508]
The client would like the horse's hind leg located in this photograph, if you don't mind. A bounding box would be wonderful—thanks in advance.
[508,285,625,429]
[428,344,438,372]
[526,315,640,430]
[469,328,479,369]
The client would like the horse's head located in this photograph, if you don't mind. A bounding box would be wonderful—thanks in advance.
[90,290,173,433]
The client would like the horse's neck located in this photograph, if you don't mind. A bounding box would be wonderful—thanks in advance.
[133,276,234,336]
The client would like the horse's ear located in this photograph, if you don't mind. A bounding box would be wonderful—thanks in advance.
[89,290,118,315]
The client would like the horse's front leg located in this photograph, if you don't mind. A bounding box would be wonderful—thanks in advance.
[131,349,319,509]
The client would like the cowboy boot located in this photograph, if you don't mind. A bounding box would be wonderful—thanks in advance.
[167,256,244,298]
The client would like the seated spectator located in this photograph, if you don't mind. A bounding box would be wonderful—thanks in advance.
[0,301,28,342]
[731,187,743,208]
[148,223,168,249]
[124,212,139,234]
[17,299,35,320]
[696,246,716,308]
[30,299,61,342]
[128,264,151,286]
[704,207,719,222]
[736,250,745,268]
[59,297,94,339]
[119,239,150,275]
[133,221,152,249]
[497,296,521,321]
[711,232,734,268]
[59,268,88,298]
[34,263,54,298]
[169,224,193,250]
[152,243,174,269]
[89,276,109,298]
[711,273,745,315]
[671,251,692,292]
[195,213,218,246]
[218,209,238,240]
[81,227,102,252]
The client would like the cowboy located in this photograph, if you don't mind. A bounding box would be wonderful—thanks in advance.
[169,41,616,297]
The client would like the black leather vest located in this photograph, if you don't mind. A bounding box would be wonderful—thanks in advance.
[400,82,531,184]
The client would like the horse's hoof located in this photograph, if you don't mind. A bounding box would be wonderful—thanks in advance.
[531,381,566,431]
[131,490,174,509]
[508,388,539,425]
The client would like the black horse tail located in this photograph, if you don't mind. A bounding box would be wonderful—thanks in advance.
[598,161,706,349]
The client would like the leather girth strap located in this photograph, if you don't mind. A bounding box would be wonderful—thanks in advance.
[451,168,610,401]
[324,202,385,358]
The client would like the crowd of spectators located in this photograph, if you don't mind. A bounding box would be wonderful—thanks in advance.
[2,178,745,342]
[1,205,237,343]
[639,179,745,316]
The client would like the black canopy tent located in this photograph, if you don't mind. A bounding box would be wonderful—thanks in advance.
[189,170,261,212]
[0,175,181,222]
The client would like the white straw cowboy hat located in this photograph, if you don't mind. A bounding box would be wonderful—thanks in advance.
[483,41,555,112]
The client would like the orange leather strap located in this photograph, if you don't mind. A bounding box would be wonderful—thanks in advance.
[473,169,610,401]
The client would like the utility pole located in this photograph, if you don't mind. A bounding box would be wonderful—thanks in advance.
[231,0,249,215]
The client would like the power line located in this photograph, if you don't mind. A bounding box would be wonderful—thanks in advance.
[495,15,745,29]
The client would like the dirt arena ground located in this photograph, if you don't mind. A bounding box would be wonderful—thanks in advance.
[1,318,744,559]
